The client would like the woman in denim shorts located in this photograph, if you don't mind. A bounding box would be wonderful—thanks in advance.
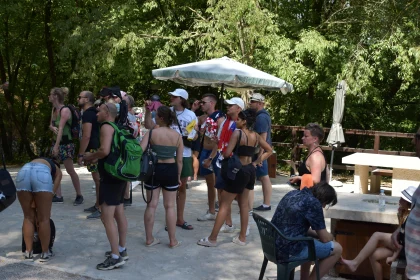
[15,158,62,262]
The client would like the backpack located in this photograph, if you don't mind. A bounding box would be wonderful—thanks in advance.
[60,105,82,140]
[0,151,16,212]
[102,121,143,181]
[22,218,55,254]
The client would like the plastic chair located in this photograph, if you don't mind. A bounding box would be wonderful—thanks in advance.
[252,213,320,280]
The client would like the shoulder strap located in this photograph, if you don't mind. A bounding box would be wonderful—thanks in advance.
[173,108,184,136]
[254,133,259,147]
[147,129,153,148]
[233,130,242,154]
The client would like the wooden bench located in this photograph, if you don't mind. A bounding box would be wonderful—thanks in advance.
[390,258,407,280]
[370,168,394,194]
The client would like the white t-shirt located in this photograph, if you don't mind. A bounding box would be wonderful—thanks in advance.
[170,107,198,157]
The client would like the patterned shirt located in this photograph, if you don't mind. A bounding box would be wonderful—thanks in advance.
[271,188,326,262]
[405,186,420,279]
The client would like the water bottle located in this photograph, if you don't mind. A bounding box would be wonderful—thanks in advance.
[378,189,386,211]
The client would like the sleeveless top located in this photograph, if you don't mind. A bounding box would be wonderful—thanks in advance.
[298,148,327,181]
[38,157,57,178]
[54,107,72,144]
[151,145,178,160]
[236,131,259,157]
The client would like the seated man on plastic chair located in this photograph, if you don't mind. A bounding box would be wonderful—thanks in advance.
[271,182,342,280]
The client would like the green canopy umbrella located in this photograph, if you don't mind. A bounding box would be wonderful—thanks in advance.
[152,56,293,95]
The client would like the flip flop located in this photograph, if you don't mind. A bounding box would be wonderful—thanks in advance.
[169,241,182,249]
[145,237,160,247]
[232,236,246,246]
[197,237,217,247]
[176,222,194,230]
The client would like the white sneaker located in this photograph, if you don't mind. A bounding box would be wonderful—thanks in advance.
[220,223,235,233]
[197,211,216,221]
[92,184,96,189]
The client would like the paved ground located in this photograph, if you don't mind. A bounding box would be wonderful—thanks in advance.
[0,166,352,280]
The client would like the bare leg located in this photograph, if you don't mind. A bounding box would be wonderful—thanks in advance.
[309,242,342,280]
[91,172,100,209]
[260,175,272,206]
[33,192,52,253]
[300,262,311,280]
[208,191,237,242]
[100,203,118,255]
[204,173,216,214]
[341,232,393,272]
[144,188,161,245]
[369,247,394,280]
[113,204,127,248]
[237,189,250,242]
[124,182,130,200]
[176,177,188,226]
[248,189,254,212]
[192,151,199,181]
[17,192,36,253]
[55,184,62,197]
[162,189,178,247]
[63,158,81,196]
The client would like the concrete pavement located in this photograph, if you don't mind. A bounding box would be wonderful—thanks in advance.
[0,166,350,280]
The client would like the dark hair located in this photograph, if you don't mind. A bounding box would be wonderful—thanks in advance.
[305,123,325,142]
[238,109,257,129]
[180,97,189,109]
[202,93,217,103]
[311,182,337,207]
[125,95,135,108]
[51,87,68,103]
[51,157,60,168]
[157,106,177,127]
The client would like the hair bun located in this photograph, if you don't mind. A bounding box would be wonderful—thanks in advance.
[61,87,69,96]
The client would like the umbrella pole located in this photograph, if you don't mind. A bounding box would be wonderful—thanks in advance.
[329,146,335,182]
[220,84,224,111]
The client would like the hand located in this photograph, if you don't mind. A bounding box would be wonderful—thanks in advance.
[83,152,93,162]
[178,178,182,186]
[391,228,402,250]
[203,158,211,169]
[145,100,152,108]
[52,146,59,157]
[191,100,201,112]
[386,256,394,265]
[289,176,301,184]
[77,157,84,166]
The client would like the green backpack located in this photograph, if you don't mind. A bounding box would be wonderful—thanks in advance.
[102,121,143,181]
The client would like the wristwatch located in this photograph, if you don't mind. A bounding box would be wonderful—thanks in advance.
[208,157,213,161]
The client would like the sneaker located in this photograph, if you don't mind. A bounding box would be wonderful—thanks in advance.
[105,249,129,261]
[39,250,54,263]
[84,205,98,213]
[220,223,235,233]
[249,210,253,216]
[96,256,125,270]
[123,199,131,207]
[87,209,101,219]
[73,195,84,206]
[52,195,63,204]
[253,205,271,211]
[197,210,216,221]
[23,251,33,261]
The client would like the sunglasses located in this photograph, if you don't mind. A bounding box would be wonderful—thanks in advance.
[78,96,87,99]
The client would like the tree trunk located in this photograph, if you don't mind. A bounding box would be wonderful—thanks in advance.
[45,0,56,87]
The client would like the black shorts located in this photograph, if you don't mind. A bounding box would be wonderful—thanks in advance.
[99,179,127,206]
[222,163,256,194]
[145,163,179,192]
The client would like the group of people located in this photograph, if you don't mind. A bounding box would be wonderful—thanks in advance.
[13,86,420,279]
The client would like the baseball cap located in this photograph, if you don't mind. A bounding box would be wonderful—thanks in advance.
[224,97,245,110]
[99,86,121,97]
[168,88,188,100]
[250,92,265,102]
[401,186,417,203]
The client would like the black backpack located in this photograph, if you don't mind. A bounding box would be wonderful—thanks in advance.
[22,218,56,254]
[60,105,81,140]
[0,151,16,212]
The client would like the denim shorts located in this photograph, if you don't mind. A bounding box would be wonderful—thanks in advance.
[288,240,334,261]
[199,149,220,177]
[15,163,53,193]
[256,159,268,178]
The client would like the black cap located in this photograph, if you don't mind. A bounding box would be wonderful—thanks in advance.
[151,94,160,101]
[99,86,121,98]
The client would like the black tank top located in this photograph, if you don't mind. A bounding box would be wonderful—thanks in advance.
[236,131,258,157]
[298,148,327,181]
[38,157,57,178]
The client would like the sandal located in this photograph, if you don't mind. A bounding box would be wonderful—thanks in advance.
[197,237,217,247]
[169,241,182,249]
[176,222,194,230]
[232,236,246,246]
[145,237,160,247]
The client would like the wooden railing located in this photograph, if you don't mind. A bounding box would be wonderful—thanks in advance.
[271,125,416,172]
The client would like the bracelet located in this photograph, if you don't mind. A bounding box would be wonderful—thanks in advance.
[78,154,84,158]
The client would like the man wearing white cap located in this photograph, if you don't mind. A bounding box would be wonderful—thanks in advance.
[248,92,273,213]
[168,89,198,230]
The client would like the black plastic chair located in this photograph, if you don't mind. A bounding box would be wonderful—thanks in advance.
[252,213,320,280]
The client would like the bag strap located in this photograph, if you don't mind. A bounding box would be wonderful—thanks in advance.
[147,128,153,149]
[101,121,119,150]
[172,108,184,136]
[233,130,242,155]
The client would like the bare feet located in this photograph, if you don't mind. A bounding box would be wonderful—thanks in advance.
[340,257,358,272]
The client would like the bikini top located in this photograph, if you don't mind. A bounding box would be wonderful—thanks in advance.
[38,157,57,178]
[236,131,259,157]
[298,148,327,181]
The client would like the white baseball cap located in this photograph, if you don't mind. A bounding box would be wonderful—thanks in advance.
[401,186,417,203]
[168,88,188,100]
[250,92,265,102]
[224,97,245,110]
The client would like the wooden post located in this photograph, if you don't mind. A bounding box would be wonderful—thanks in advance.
[291,128,299,175]
[371,133,381,192]
[374,133,380,153]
